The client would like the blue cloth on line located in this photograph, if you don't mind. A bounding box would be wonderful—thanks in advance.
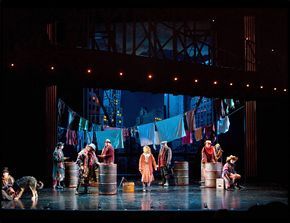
[95,129,124,150]
[137,123,160,147]
[217,116,230,135]
[156,114,186,142]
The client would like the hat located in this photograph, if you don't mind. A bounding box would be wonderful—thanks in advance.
[205,140,212,144]
[226,155,238,162]
[57,142,64,147]
[105,139,111,143]
[2,167,9,173]
[88,143,96,150]
[161,141,167,144]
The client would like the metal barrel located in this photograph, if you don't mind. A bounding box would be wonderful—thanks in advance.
[204,162,222,187]
[99,164,117,195]
[64,162,78,188]
[173,161,189,185]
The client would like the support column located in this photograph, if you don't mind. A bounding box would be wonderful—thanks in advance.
[45,85,57,186]
[244,16,257,179]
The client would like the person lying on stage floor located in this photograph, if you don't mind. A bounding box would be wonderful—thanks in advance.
[222,155,245,191]
[1,167,15,201]
[139,145,157,192]
[98,139,115,164]
[75,143,100,195]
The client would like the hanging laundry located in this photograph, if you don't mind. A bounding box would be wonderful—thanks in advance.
[156,114,186,142]
[92,123,102,131]
[182,130,193,145]
[217,116,230,135]
[79,117,89,131]
[66,129,77,146]
[86,131,94,144]
[204,124,214,139]
[57,126,67,143]
[95,129,124,150]
[185,110,196,132]
[194,127,203,141]
[67,110,79,130]
[77,130,85,151]
[137,123,156,146]
[122,128,130,140]
[57,100,68,128]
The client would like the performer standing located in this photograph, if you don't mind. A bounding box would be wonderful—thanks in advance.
[75,143,99,194]
[52,142,66,190]
[139,146,157,192]
[157,141,172,187]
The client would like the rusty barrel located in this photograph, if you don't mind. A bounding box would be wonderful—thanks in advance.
[99,164,117,195]
[173,161,189,185]
[64,162,78,188]
[204,162,222,188]
[122,182,135,193]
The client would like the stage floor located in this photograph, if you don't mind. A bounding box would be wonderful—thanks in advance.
[1,184,288,211]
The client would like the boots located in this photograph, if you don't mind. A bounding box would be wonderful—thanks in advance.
[164,179,169,187]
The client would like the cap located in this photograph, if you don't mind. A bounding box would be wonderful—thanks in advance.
[88,143,96,150]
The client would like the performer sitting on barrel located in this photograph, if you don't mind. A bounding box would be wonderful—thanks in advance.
[98,139,115,164]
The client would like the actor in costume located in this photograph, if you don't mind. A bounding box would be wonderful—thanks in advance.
[157,141,172,187]
[139,145,157,192]
[75,143,99,194]
[222,155,244,190]
[1,167,15,200]
[98,139,115,164]
[52,142,67,189]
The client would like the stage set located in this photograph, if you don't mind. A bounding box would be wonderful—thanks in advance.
[1,7,288,222]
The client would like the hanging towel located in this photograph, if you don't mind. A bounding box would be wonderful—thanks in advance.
[156,114,186,142]
[92,123,102,131]
[217,116,230,135]
[95,129,124,150]
[79,118,89,131]
[194,127,203,141]
[67,110,79,130]
[137,123,155,146]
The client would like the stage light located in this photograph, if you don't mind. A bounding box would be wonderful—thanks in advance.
[273,87,277,91]
[194,79,198,83]
[283,89,287,92]
[246,84,250,87]
[10,63,15,67]
[174,77,178,81]
[229,82,233,86]
[119,72,123,76]
[92,96,96,101]
[271,49,275,52]
[260,85,263,89]
[148,74,153,79]
[87,69,92,74]
[245,37,249,40]
[50,66,55,70]
[213,81,218,85]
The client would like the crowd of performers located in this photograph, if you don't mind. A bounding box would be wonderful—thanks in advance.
[2,139,244,201]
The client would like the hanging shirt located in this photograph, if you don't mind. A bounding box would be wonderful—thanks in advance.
[95,129,124,150]
[66,129,77,146]
[57,100,68,128]
[194,127,203,141]
[185,110,196,132]
[57,127,67,144]
[156,114,186,142]
[182,130,193,145]
[217,116,230,135]
[77,130,85,152]
[67,110,79,130]
[79,118,88,131]
[86,131,94,144]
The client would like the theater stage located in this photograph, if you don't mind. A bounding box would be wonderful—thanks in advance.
[1,183,288,222]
